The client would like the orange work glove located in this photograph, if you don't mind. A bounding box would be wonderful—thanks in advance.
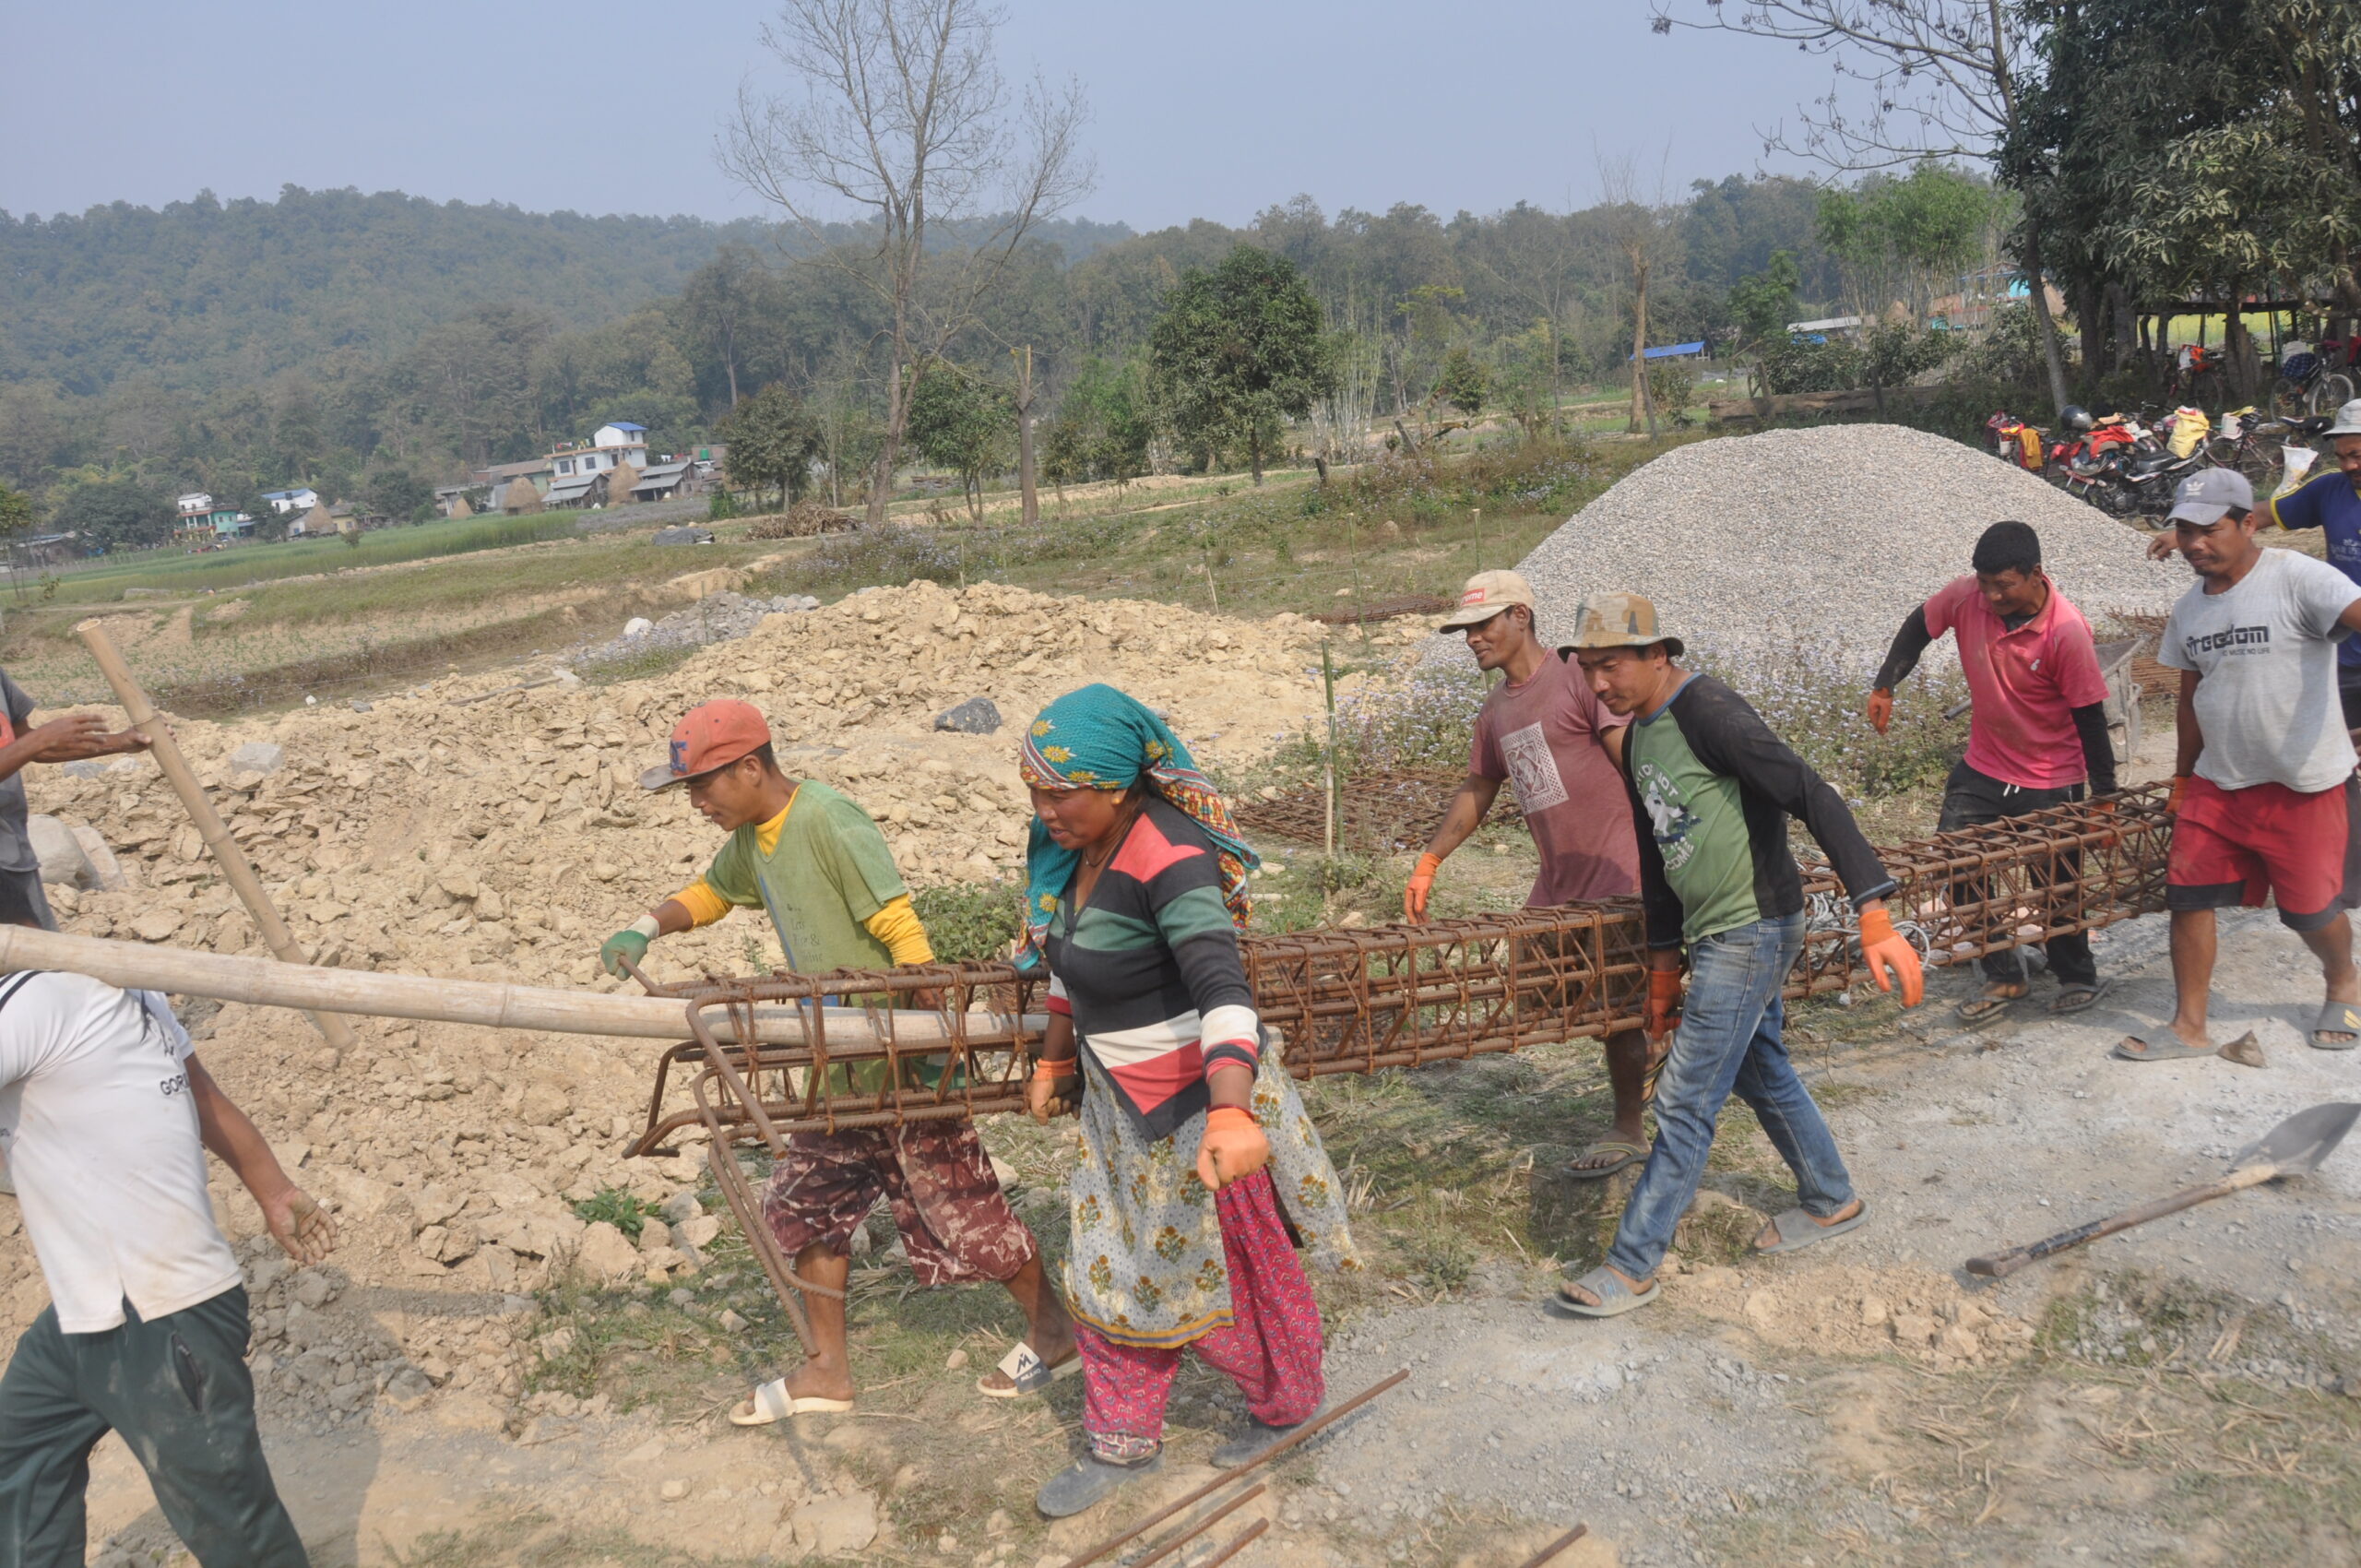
[1194,1106,1269,1192]
[1865,688,1894,734]
[1644,966,1683,1042]
[1404,852,1442,923]
[2166,774,2190,815]
[1027,1055,1081,1123]
[1857,906,1924,1007]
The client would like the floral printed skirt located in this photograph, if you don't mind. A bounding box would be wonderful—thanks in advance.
[1060,1035,1358,1348]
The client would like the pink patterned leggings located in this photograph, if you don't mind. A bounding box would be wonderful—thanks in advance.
[1073,1170,1324,1462]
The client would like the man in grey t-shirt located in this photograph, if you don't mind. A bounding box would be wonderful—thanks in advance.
[2122,469,2361,1061]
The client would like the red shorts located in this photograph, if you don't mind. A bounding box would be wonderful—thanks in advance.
[2166,774,2361,931]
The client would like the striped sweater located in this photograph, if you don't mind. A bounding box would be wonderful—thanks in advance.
[1043,796,1260,1142]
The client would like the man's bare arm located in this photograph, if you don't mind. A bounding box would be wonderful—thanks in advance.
[1418,775,1503,863]
[2174,668,2201,779]
[188,1053,336,1265]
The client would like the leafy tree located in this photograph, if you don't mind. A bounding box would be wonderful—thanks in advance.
[1147,246,1331,483]
[1041,354,1153,491]
[1726,250,1802,351]
[717,384,825,511]
[907,367,1015,522]
[1816,163,1999,325]
[0,482,33,536]
[1434,346,1489,416]
[52,480,171,551]
[362,467,434,523]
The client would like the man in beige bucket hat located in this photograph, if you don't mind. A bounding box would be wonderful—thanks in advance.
[1412,571,1655,1179]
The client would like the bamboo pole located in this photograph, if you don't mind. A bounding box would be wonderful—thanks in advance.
[76,619,362,1055]
[0,924,1036,1046]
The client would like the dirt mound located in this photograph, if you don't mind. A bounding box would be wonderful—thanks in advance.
[0,581,1336,1396]
[743,500,858,539]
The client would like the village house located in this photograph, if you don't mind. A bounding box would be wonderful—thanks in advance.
[260,486,319,515]
[173,491,255,544]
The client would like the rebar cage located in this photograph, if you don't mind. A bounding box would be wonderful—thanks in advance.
[624,786,2174,1346]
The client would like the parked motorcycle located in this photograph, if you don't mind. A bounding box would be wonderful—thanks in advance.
[1985,410,2047,471]
[2062,435,2203,517]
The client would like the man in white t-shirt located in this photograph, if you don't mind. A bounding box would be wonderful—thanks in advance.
[2120,468,2361,1062]
[0,886,333,1566]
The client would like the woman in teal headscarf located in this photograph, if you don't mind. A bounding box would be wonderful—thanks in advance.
[1016,684,1358,1519]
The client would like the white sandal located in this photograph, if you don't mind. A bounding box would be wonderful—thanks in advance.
[727,1376,854,1425]
[976,1340,1081,1399]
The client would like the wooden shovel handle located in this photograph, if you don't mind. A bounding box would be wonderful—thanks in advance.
[1964,1165,2277,1277]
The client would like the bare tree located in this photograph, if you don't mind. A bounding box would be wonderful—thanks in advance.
[1010,344,1038,525]
[1648,0,2071,412]
[721,0,1093,525]
[1596,151,1675,437]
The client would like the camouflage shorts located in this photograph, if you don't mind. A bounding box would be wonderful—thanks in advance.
[760,1121,1037,1287]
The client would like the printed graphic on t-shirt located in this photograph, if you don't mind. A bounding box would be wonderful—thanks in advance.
[1633,760,1700,871]
[1498,722,1569,812]
[2183,624,2272,659]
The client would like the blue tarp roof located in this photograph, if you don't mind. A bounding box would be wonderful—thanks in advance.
[603,422,647,432]
[1632,341,1707,361]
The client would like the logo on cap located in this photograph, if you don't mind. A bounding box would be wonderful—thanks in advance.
[1460,588,1487,606]
[670,737,690,776]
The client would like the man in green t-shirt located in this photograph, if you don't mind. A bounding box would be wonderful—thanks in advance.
[1547,595,1925,1320]
[599,701,1074,1420]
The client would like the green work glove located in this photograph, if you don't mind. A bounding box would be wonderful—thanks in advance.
[600,926,651,978]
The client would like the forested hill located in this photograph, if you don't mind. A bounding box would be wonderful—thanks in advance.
[0,186,1133,398]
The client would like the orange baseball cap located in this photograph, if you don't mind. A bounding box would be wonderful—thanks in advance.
[638,700,772,790]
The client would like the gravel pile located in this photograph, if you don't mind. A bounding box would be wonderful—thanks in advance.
[1454,424,2187,671]
[564,590,819,672]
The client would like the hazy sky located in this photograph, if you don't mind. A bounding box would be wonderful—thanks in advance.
[2,0,1835,228]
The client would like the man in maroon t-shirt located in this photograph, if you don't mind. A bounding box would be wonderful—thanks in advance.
[1405,571,1652,1178]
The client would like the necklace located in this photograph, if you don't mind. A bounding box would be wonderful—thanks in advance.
[1081,804,1141,869]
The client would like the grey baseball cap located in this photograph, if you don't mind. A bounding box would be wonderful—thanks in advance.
[2326,398,2361,439]
[2165,466,2256,529]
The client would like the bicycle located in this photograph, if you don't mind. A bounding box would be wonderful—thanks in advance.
[2201,405,2286,486]
[2272,342,2356,421]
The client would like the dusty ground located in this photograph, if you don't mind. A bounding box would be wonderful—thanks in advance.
[6,591,2359,1567]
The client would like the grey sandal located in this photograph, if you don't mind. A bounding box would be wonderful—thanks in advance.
[1753,1202,1869,1255]
[2112,1029,2219,1062]
[1544,1266,1658,1318]
[2310,1000,2361,1051]
[2051,980,2109,1016]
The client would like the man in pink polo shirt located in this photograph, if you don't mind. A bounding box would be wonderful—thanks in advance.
[1867,521,2117,1019]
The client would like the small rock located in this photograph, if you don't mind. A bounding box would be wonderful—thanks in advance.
[1860,1295,1890,1328]
[516,1083,568,1127]
[718,1309,750,1334]
[575,1221,641,1282]
[291,1271,334,1310]
[229,742,286,776]
[945,1348,969,1372]
[637,1220,674,1254]
[623,617,655,638]
[1892,1313,1941,1348]
[660,1479,689,1502]
[933,697,1003,734]
[658,1191,703,1226]
[28,815,91,887]
[129,909,183,943]
[1937,1325,1982,1359]
[790,1490,879,1555]
[678,1215,722,1250]
[381,1367,434,1412]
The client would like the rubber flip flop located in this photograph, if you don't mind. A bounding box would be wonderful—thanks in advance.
[728,1377,854,1425]
[2050,980,2110,1016]
[977,1340,1082,1399]
[1752,1202,1870,1255]
[2111,1029,2220,1063]
[2310,1000,2361,1051]
[1562,1139,1650,1182]
[1543,1265,1658,1319]
[1955,986,2029,1023]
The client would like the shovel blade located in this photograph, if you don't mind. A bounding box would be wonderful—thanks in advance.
[2229,1101,2361,1176]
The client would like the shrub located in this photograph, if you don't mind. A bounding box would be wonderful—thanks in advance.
[573,1186,659,1241]
[912,880,1026,964]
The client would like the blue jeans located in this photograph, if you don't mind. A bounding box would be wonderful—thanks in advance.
[1605,912,1856,1282]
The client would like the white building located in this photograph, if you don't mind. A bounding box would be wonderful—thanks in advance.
[548,422,650,482]
[260,487,320,515]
